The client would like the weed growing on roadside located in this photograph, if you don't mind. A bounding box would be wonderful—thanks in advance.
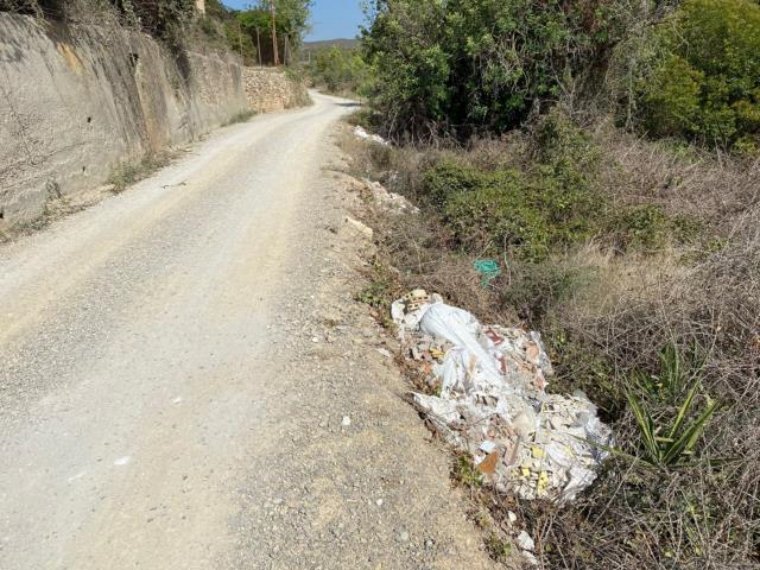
[108,151,173,193]
[484,533,512,563]
[222,110,256,126]
[452,455,483,489]
[354,258,400,331]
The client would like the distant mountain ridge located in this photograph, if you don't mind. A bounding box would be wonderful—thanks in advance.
[302,38,359,50]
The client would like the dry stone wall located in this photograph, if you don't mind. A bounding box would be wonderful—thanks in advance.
[0,14,248,226]
[242,68,311,113]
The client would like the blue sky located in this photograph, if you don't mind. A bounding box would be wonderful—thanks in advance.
[221,1,365,41]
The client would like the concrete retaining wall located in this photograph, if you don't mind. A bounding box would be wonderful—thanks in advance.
[0,14,249,226]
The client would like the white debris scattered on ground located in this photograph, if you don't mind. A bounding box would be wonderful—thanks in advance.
[344,215,374,239]
[391,289,613,503]
[376,347,393,358]
[516,531,535,552]
[363,179,419,214]
[354,125,390,146]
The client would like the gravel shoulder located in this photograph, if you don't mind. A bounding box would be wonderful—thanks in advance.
[0,93,496,568]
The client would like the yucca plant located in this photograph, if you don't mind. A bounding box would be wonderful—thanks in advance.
[626,383,717,467]
[626,343,717,468]
[635,341,705,402]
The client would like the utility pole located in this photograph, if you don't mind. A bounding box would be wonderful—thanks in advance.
[237,19,244,64]
[270,0,280,66]
[256,26,262,67]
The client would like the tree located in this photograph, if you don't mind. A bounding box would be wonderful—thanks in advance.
[238,0,312,65]
[637,0,760,149]
[310,46,372,95]
[362,0,636,141]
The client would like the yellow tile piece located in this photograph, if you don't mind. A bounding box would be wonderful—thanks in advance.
[536,471,549,494]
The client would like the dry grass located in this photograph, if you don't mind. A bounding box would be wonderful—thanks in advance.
[593,121,760,227]
[539,214,760,567]
[528,162,758,567]
[371,210,511,323]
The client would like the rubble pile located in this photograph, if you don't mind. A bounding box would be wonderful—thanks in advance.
[392,290,613,502]
[363,179,419,214]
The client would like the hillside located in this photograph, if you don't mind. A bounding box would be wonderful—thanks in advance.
[303,38,359,50]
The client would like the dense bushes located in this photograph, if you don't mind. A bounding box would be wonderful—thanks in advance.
[362,0,637,140]
[636,0,760,149]
[427,160,601,261]
[0,0,312,65]
[0,0,198,42]
[440,169,549,259]
[122,0,196,46]
[363,0,760,150]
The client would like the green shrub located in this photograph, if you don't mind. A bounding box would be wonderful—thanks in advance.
[532,108,599,169]
[422,161,494,209]
[609,204,671,251]
[639,54,703,138]
[532,165,598,243]
[430,162,600,261]
[422,113,603,260]
[638,0,760,148]
[444,175,552,260]
[529,110,601,241]
[607,205,702,252]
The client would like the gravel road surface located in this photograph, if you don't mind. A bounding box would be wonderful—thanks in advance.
[0,93,497,569]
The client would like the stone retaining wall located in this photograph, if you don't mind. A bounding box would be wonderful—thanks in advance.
[243,68,311,113]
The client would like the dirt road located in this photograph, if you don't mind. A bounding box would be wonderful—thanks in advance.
[0,93,496,569]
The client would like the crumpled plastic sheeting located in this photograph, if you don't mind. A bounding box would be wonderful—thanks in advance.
[392,290,613,502]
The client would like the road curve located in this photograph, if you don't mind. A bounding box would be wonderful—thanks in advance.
[0,93,497,570]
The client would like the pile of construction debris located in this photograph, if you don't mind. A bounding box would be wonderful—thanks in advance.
[353,125,390,146]
[392,290,613,503]
[363,179,419,214]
